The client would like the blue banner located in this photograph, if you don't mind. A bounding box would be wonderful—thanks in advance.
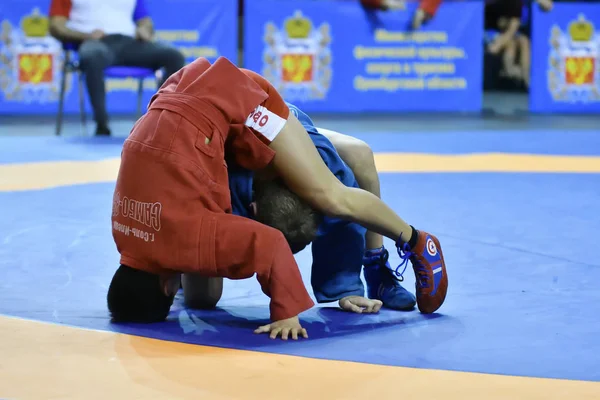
[244,0,483,113]
[530,3,600,113]
[0,0,238,115]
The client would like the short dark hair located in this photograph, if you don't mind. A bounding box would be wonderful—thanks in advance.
[107,265,174,323]
[254,178,323,253]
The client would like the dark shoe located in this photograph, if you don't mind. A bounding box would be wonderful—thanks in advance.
[95,123,111,136]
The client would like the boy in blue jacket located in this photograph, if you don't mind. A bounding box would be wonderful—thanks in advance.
[182,102,416,313]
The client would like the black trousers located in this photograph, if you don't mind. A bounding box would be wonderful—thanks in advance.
[78,34,186,126]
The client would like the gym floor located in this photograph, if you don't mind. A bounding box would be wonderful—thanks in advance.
[1,111,599,399]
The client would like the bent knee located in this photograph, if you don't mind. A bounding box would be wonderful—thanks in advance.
[152,44,186,70]
[79,41,112,64]
[168,48,186,68]
[323,130,375,169]
[182,275,223,309]
[349,139,375,169]
[184,292,221,309]
[336,137,376,178]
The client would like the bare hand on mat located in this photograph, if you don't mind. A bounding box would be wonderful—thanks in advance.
[255,316,308,340]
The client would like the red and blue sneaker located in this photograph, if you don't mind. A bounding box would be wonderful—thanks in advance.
[395,230,448,314]
[363,247,416,311]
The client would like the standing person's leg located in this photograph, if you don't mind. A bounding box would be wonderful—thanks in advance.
[312,222,386,313]
[316,129,382,250]
[315,128,416,311]
[311,222,366,304]
[78,39,117,135]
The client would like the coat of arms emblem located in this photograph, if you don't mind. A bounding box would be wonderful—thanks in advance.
[0,8,70,103]
[262,11,332,101]
[548,14,600,103]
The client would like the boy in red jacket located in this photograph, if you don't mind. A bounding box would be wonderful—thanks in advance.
[107,57,448,340]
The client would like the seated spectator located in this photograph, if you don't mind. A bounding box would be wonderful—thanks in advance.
[485,0,522,56]
[484,0,527,90]
[498,30,530,89]
[49,0,186,136]
[484,0,552,91]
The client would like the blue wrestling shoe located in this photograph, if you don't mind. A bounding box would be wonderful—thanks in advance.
[363,247,416,311]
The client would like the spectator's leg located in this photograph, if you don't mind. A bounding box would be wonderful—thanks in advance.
[517,35,531,89]
[78,40,116,135]
[116,38,186,84]
[501,38,521,79]
[55,53,69,136]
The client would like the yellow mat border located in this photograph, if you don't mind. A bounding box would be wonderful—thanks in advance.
[1,153,600,192]
[1,315,599,400]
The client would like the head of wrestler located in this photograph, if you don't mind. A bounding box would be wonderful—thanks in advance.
[106,265,179,323]
[252,178,323,254]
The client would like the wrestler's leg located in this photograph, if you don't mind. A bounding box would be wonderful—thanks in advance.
[316,128,382,250]
[311,222,366,302]
[273,114,447,314]
[316,128,416,311]
[182,274,223,309]
[311,221,384,313]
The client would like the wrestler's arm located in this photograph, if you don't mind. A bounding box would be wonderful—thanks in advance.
[268,115,413,244]
[207,212,313,339]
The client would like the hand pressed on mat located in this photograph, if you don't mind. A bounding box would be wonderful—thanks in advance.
[254,316,308,340]
[339,296,382,314]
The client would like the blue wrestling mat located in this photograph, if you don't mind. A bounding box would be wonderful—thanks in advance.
[1,126,599,382]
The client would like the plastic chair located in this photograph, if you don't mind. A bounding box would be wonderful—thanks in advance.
[55,42,160,136]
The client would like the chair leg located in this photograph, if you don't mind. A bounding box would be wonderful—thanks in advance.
[78,73,87,136]
[55,61,68,136]
[136,78,144,118]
